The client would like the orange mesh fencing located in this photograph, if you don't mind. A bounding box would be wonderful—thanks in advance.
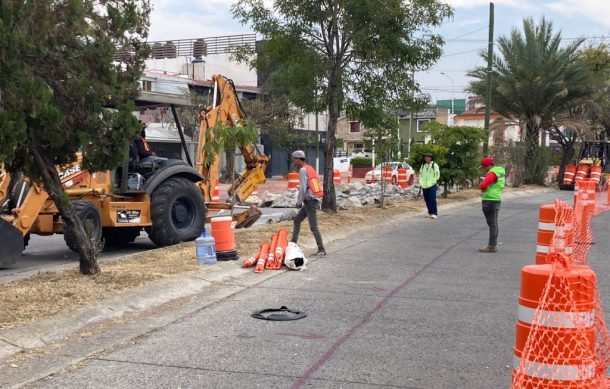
[571,182,600,265]
[512,193,610,388]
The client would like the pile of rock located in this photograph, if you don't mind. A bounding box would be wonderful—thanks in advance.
[252,182,419,210]
[335,182,419,210]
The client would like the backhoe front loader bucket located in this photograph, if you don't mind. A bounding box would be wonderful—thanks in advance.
[0,219,24,268]
[233,206,262,229]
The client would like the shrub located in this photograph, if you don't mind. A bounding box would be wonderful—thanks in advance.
[351,157,373,167]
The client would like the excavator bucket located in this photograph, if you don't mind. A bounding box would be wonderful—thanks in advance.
[233,206,262,229]
[0,219,24,268]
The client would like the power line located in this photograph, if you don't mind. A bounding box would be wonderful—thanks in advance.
[446,26,489,41]
[441,49,481,57]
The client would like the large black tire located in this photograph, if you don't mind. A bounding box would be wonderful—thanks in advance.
[147,177,206,247]
[63,200,102,252]
[103,227,141,248]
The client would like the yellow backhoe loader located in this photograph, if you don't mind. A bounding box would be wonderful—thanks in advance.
[0,75,269,267]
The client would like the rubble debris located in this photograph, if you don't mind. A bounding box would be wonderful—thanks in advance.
[255,183,419,210]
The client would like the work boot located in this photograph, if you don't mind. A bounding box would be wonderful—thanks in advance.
[479,245,497,253]
[311,249,327,257]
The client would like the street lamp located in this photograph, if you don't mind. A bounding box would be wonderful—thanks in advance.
[440,72,454,125]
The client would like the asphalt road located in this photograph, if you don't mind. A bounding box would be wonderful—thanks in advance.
[35,190,610,388]
[0,207,290,283]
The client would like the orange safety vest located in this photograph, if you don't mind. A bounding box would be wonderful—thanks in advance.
[304,164,323,198]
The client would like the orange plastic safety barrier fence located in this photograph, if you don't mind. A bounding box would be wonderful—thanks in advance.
[512,193,610,388]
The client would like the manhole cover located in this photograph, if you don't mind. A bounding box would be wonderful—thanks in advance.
[251,306,307,321]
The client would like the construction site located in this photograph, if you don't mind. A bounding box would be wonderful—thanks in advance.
[2,1,610,388]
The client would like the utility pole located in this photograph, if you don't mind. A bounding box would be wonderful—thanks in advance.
[440,72,454,125]
[407,69,415,157]
[483,2,494,155]
[315,110,320,174]
[315,90,320,174]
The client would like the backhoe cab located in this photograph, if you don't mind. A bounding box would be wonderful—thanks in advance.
[0,74,269,268]
[559,140,610,191]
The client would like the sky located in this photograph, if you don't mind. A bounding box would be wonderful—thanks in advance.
[148,0,610,103]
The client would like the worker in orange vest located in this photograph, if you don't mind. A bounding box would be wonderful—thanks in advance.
[290,150,326,256]
[133,121,166,164]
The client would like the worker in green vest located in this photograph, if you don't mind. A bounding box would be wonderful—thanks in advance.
[419,152,440,219]
[479,157,506,253]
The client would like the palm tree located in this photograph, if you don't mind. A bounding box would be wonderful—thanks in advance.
[469,17,591,184]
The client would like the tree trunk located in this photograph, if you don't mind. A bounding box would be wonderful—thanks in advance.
[30,146,100,275]
[443,182,448,198]
[322,88,338,212]
[523,123,541,184]
[221,148,235,184]
[321,5,340,213]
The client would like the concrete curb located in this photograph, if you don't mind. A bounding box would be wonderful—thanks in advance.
[0,187,553,387]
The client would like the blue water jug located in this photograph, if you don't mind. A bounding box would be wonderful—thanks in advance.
[196,228,216,265]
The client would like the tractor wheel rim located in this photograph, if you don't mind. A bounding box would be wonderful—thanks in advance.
[172,197,195,230]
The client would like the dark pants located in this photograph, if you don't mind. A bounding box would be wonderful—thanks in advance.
[482,200,501,247]
[422,185,438,216]
[291,199,324,250]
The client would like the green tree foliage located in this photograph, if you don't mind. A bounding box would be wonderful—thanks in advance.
[362,110,402,164]
[579,44,610,139]
[233,0,452,212]
[239,97,316,153]
[468,17,591,184]
[0,1,151,274]
[408,144,448,173]
[202,121,260,167]
[409,121,485,196]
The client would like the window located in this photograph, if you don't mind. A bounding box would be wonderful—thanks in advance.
[349,121,361,133]
[417,119,430,132]
[354,143,363,149]
[142,80,152,91]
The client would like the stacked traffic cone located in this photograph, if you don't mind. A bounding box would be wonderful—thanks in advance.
[254,243,270,273]
[535,204,555,265]
[244,228,289,273]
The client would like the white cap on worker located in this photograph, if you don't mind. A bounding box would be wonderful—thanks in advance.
[292,150,306,159]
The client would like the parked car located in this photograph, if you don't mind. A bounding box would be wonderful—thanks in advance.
[351,148,375,158]
[365,162,415,185]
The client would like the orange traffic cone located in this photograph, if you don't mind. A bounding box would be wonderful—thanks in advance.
[243,246,262,268]
[535,204,555,265]
[512,264,603,387]
[212,183,220,201]
[266,234,278,269]
[255,242,270,273]
[274,229,289,267]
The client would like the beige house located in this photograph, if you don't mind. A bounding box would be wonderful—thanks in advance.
[336,114,366,154]
[453,97,521,146]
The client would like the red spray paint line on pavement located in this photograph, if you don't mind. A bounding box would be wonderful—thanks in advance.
[290,226,493,389]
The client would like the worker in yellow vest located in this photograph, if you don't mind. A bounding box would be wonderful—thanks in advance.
[290,150,326,256]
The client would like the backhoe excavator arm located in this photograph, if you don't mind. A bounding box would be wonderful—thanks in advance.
[0,172,10,208]
[197,75,270,207]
